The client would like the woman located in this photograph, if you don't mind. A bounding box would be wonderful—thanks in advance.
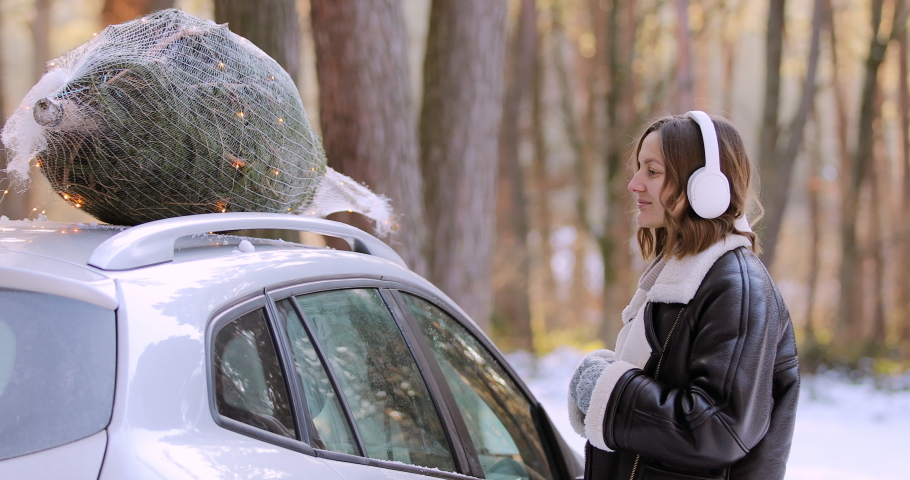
[568,112,799,480]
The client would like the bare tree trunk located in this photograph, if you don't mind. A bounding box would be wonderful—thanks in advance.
[32,0,52,82]
[420,0,508,330]
[102,0,173,26]
[804,116,822,354]
[493,0,536,352]
[897,27,910,343]
[757,0,784,243]
[310,0,428,274]
[837,0,909,348]
[550,0,595,332]
[215,0,299,79]
[869,96,887,346]
[760,0,823,267]
[675,0,694,111]
[598,0,638,348]
[527,13,558,338]
[0,3,21,220]
[719,0,745,114]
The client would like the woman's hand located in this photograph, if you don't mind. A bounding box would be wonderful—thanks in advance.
[570,353,615,414]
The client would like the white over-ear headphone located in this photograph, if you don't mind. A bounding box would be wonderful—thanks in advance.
[684,110,730,219]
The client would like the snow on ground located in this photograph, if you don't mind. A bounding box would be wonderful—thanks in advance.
[506,347,910,480]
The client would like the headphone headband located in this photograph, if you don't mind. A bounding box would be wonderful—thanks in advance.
[683,110,730,219]
[684,110,721,173]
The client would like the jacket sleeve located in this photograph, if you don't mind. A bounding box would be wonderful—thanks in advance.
[602,250,786,470]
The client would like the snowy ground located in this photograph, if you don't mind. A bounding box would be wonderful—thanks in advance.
[506,347,910,480]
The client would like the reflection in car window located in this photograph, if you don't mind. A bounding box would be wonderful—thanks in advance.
[213,308,296,439]
[0,289,116,461]
[295,289,456,472]
[402,293,554,480]
[274,299,358,454]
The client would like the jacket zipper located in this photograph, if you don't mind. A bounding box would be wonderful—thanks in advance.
[629,307,684,480]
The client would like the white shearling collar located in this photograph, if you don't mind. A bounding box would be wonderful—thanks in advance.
[647,234,752,305]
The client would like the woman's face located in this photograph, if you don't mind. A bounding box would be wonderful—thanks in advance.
[628,131,682,228]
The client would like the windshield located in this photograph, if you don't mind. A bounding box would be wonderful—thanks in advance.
[0,288,116,460]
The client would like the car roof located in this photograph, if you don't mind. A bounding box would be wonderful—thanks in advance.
[0,213,461,319]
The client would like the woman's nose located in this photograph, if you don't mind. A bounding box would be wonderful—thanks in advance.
[628,173,643,193]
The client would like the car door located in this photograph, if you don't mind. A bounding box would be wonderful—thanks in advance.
[389,288,580,480]
[212,278,579,480]
[267,281,470,480]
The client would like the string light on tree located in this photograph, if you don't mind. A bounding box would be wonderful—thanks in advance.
[0,9,390,234]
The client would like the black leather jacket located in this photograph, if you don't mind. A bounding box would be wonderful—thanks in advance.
[586,247,800,480]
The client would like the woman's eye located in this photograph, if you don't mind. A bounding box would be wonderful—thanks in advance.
[648,169,658,176]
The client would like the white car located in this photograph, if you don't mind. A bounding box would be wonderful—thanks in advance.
[0,212,582,480]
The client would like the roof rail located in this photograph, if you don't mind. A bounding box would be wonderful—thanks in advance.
[87,212,407,271]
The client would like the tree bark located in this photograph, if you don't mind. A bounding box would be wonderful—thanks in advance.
[837,0,909,348]
[310,0,428,275]
[675,0,694,111]
[31,0,52,82]
[493,0,536,352]
[759,0,823,268]
[101,0,173,26]
[899,28,910,343]
[804,117,822,351]
[214,0,299,79]
[528,19,557,337]
[597,0,638,348]
[550,0,595,332]
[757,0,784,245]
[869,87,887,346]
[419,0,508,330]
[0,3,20,220]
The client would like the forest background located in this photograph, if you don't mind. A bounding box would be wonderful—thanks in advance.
[1,0,908,376]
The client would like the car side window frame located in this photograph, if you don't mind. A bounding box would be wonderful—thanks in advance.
[265,278,483,480]
[206,295,316,456]
[266,291,366,457]
[386,285,577,480]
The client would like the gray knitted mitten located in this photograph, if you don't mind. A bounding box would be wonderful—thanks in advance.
[570,355,614,414]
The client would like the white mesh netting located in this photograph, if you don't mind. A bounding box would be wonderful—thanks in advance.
[1,9,392,234]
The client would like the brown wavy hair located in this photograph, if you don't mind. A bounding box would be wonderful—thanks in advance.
[634,114,762,260]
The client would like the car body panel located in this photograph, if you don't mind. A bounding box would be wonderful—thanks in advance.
[0,431,107,480]
[0,217,581,479]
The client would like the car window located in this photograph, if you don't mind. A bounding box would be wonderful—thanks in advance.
[401,293,554,480]
[274,299,358,454]
[294,289,456,472]
[0,288,116,461]
[213,308,296,439]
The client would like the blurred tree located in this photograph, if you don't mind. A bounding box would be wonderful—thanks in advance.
[869,86,887,346]
[309,0,428,275]
[0,2,21,220]
[550,0,594,335]
[675,0,694,110]
[214,0,299,79]
[757,0,823,268]
[214,0,301,243]
[837,0,909,348]
[802,116,823,359]
[420,0,508,330]
[102,0,173,25]
[493,0,536,352]
[528,3,557,338]
[899,27,910,343]
[32,0,51,82]
[596,0,639,347]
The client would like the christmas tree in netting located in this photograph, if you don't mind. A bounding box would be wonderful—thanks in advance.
[2,9,391,232]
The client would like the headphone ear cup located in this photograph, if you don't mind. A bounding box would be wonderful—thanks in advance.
[687,167,731,219]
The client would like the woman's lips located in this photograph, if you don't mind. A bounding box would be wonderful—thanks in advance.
[637,201,651,209]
